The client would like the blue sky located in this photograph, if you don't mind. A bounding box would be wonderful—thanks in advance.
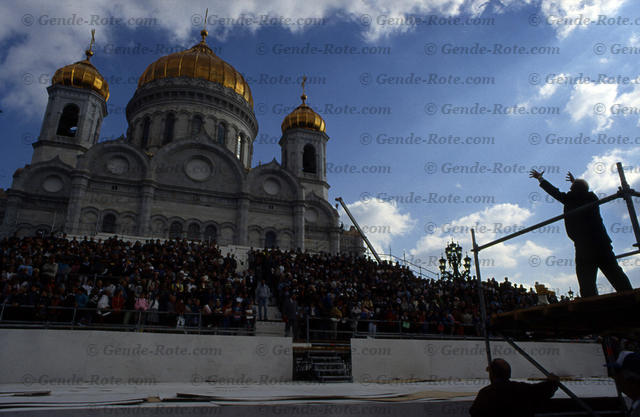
[2,0,640,295]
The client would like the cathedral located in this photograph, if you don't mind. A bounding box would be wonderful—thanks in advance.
[0,29,360,254]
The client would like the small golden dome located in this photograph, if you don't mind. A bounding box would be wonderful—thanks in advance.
[51,34,109,101]
[137,30,253,108]
[281,94,326,134]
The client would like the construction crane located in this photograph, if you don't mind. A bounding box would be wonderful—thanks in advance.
[335,197,382,263]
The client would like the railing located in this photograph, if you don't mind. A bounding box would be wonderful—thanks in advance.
[301,316,480,343]
[0,304,256,335]
[379,253,439,280]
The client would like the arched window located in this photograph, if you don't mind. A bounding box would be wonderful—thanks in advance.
[204,225,217,243]
[217,123,226,145]
[169,221,183,239]
[265,231,276,249]
[235,134,242,159]
[187,223,201,240]
[57,104,80,137]
[303,144,316,173]
[101,213,116,234]
[141,117,151,148]
[163,113,175,145]
[191,116,203,136]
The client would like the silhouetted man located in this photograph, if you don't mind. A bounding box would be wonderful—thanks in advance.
[530,169,632,297]
[611,351,640,416]
[469,358,559,417]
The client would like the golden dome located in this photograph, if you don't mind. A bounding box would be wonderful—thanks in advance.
[281,93,326,134]
[51,33,109,101]
[137,30,253,108]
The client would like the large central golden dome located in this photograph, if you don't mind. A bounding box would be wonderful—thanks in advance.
[137,30,253,108]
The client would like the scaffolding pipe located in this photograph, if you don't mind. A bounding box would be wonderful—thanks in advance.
[616,161,640,248]
[336,197,382,263]
[500,334,601,417]
[471,228,491,367]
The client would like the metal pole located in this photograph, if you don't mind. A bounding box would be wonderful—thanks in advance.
[471,228,491,367]
[477,193,619,252]
[335,197,382,263]
[616,162,640,247]
[500,334,601,417]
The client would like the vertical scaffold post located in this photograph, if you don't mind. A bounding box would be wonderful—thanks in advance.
[616,162,640,247]
[471,228,491,366]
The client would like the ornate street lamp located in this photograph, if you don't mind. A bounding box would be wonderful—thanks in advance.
[439,241,472,279]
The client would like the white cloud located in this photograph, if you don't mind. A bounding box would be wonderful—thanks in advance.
[539,0,628,39]
[581,148,640,193]
[338,198,416,255]
[410,203,551,270]
[3,0,628,117]
[565,83,619,132]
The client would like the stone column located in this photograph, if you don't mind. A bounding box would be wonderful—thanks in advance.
[137,181,155,236]
[236,195,249,245]
[329,229,340,255]
[149,113,164,149]
[294,203,305,250]
[0,192,23,237]
[175,112,189,140]
[64,172,90,234]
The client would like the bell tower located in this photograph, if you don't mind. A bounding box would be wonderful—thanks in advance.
[32,29,109,167]
[279,77,330,200]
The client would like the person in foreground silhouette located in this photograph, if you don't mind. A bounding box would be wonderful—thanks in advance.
[530,169,632,297]
[469,358,559,417]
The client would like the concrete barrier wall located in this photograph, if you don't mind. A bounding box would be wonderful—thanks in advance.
[0,329,292,385]
[351,339,607,382]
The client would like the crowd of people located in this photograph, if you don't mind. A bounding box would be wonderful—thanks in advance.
[0,235,556,338]
[0,235,257,331]
[248,249,549,338]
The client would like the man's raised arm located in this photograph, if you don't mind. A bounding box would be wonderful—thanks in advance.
[529,169,566,203]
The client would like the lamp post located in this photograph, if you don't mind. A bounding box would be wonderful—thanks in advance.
[439,241,472,279]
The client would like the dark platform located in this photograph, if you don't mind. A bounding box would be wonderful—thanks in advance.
[490,289,640,338]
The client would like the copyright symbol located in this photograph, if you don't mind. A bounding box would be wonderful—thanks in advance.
[424,162,438,174]
[424,103,438,115]
[22,14,34,26]
[256,103,267,115]
[593,161,606,174]
[529,191,540,202]
[528,132,541,145]
[22,374,35,386]
[21,133,35,145]
[360,192,372,202]
[528,73,540,85]
[360,133,372,145]
[359,72,371,86]
[424,43,437,55]
[86,344,99,357]
[191,373,202,386]
[593,43,606,55]
[424,344,436,355]
[255,344,267,357]
[360,14,372,26]
[528,255,541,267]
[593,103,606,115]
[424,222,436,234]
[528,14,540,26]
[23,73,34,85]
[191,14,202,27]
[256,43,266,55]
[361,373,372,386]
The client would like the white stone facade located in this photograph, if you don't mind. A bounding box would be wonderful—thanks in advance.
[0,56,355,254]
